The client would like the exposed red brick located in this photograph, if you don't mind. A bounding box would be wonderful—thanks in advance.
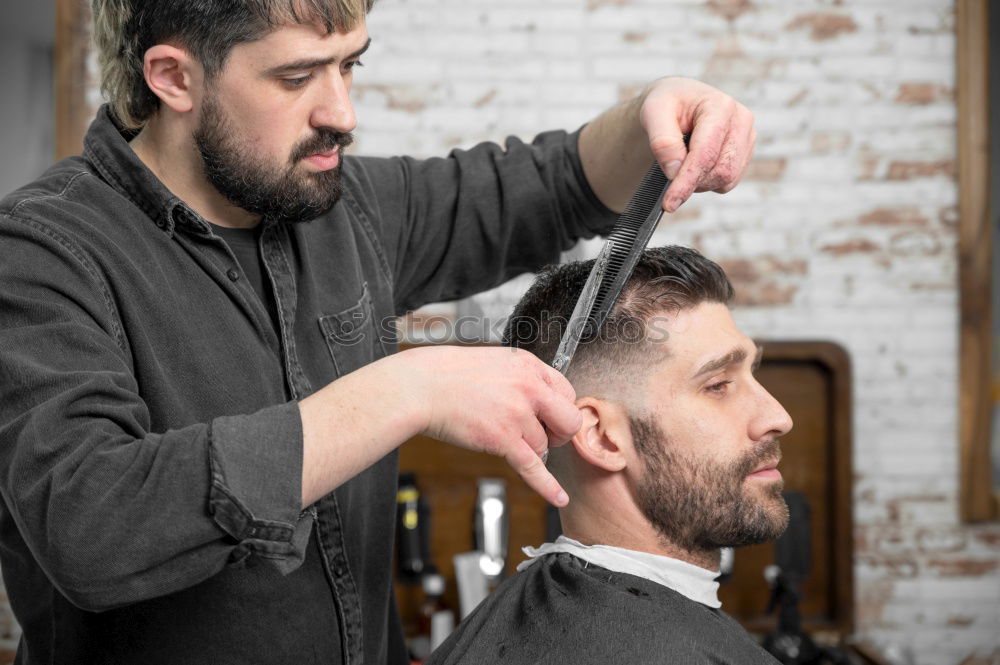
[939,205,959,228]
[707,0,754,22]
[927,558,999,577]
[859,554,920,578]
[885,494,949,523]
[622,31,648,43]
[715,256,804,306]
[896,83,954,105]
[854,529,870,552]
[745,157,787,182]
[856,579,894,628]
[860,81,883,101]
[785,12,859,41]
[786,88,809,107]
[821,238,880,256]
[473,89,498,108]
[811,131,851,153]
[387,97,426,114]
[857,153,880,180]
[362,85,428,114]
[717,256,807,281]
[974,529,1000,547]
[857,207,930,229]
[737,284,797,307]
[703,34,752,80]
[886,160,955,181]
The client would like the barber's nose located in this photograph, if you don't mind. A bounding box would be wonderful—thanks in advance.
[750,384,793,442]
[310,74,356,133]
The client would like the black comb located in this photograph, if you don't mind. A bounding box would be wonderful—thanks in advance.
[551,163,671,374]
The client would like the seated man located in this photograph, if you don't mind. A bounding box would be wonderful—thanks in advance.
[428,246,793,665]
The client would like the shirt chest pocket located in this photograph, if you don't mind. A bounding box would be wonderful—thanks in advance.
[318,283,380,377]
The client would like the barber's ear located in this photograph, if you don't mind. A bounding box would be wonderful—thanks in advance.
[143,45,199,114]
[571,397,630,473]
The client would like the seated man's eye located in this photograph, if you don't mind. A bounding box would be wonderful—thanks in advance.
[283,75,312,88]
[706,380,732,394]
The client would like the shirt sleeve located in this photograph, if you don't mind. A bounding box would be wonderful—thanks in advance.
[343,127,618,315]
[0,213,310,612]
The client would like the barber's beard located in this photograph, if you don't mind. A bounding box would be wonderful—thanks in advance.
[194,94,353,224]
[630,415,789,553]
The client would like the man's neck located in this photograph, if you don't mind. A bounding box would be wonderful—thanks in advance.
[560,495,721,571]
[129,117,260,229]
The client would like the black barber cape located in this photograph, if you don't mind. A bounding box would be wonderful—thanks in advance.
[427,552,779,665]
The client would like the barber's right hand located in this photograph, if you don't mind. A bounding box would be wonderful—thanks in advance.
[394,345,581,507]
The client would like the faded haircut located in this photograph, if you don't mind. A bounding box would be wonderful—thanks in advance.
[503,246,734,399]
[92,0,376,129]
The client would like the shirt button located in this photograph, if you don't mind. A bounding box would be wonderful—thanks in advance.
[227,268,240,282]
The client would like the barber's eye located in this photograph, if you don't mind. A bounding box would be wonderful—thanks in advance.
[344,60,364,72]
[283,75,312,88]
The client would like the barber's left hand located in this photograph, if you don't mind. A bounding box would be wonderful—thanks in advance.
[639,77,756,212]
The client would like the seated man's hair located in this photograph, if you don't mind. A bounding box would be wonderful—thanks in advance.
[503,246,734,396]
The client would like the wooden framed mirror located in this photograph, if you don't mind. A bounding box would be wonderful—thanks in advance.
[957,0,999,523]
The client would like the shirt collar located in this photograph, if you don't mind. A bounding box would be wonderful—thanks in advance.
[518,535,722,609]
[82,105,212,238]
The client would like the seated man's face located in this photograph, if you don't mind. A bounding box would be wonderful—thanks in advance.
[628,301,793,554]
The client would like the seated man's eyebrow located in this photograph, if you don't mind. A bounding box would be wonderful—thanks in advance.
[692,347,748,379]
[263,37,372,76]
[751,343,764,372]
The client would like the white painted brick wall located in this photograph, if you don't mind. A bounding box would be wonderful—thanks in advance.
[352,2,999,664]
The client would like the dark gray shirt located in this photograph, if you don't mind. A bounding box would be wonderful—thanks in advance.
[427,553,781,665]
[0,106,615,665]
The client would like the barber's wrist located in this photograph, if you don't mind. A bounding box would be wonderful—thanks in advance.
[369,350,432,443]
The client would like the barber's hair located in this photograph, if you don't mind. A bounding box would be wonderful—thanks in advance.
[504,246,734,393]
[93,0,376,129]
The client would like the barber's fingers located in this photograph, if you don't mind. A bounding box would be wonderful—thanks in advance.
[662,104,731,211]
[534,364,582,444]
[519,416,550,458]
[717,125,757,195]
[506,438,569,507]
[700,106,756,195]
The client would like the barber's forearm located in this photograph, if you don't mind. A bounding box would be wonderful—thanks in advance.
[298,355,424,507]
[578,90,655,213]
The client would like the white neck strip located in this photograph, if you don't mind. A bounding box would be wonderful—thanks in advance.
[517,536,721,609]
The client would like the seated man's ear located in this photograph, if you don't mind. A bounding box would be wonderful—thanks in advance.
[571,397,632,473]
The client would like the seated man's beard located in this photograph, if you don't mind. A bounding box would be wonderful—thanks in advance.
[194,94,353,225]
[630,415,789,554]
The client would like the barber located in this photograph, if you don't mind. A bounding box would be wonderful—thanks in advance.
[0,1,754,663]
